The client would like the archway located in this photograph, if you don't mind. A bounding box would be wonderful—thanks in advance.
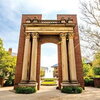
[36,36,62,90]
[14,14,84,90]
[40,43,58,89]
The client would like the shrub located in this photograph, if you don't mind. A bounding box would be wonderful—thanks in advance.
[84,77,94,86]
[74,87,83,93]
[61,86,83,94]
[93,67,100,75]
[93,75,100,78]
[4,79,14,86]
[15,87,36,94]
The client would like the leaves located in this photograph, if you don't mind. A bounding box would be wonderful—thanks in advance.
[92,51,100,67]
[0,38,16,79]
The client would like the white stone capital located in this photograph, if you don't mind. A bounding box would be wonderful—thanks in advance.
[25,32,30,39]
[60,33,67,39]
[68,33,74,39]
[31,32,39,39]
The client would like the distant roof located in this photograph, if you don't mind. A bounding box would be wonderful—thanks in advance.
[51,64,58,67]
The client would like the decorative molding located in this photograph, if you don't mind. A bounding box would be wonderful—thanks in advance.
[26,27,73,33]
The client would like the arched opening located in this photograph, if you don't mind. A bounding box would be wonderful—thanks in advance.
[40,43,58,89]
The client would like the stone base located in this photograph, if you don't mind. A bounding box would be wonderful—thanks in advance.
[71,80,80,86]
[18,81,37,88]
[61,81,80,87]
[61,81,71,87]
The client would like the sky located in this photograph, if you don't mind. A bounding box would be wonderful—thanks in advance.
[0,0,85,67]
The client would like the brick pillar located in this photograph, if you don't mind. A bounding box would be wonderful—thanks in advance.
[58,43,62,89]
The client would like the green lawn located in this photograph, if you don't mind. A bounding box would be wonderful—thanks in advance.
[41,78,57,86]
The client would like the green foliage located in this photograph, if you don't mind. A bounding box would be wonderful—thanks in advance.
[41,81,57,85]
[40,68,45,77]
[15,87,36,94]
[0,38,16,86]
[4,76,14,86]
[84,77,94,86]
[93,75,100,78]
[41,78,57,86]
[82,58,94,79]
[93,67,100,75]
[93,51,100,67]
[43,78,56,82]
[83,64,94,78]
[61,86,83,94]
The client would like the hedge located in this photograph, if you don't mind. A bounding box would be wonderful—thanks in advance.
[15,87,36,94]
[61,86,83,94]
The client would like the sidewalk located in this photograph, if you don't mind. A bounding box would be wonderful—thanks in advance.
[0,86,100,100]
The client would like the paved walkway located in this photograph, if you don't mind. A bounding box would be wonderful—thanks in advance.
[0,86,100,100]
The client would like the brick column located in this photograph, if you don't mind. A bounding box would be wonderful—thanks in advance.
[68,33,79,85]
[21,33,30,82]
[29,33,39,86]
[60,33,69,86]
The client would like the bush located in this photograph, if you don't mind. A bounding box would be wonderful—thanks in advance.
[4,79,14,86]
[15,87,36,94]
[93,75,100,78]
[93,67,100,75]
[84,77,94,86]
[61,86,83,94]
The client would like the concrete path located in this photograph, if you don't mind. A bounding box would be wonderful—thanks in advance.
[0,86,100,100]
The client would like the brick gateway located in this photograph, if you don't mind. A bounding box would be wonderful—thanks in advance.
[14,14,84,90]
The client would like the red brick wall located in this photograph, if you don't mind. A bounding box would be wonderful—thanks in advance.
[57,14,84,88]
[94,78,100,87]
[58,43,62,89]
[14,14,42,88]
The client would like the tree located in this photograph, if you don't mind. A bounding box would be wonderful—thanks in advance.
[0,38,16,85]
[80,0,100,55]
[92,51,100,67]
[82,58,94,78]
[92,51,100,76]
[40,68,45,77]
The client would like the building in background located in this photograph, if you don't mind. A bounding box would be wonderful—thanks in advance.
[51,64,58,78]
[8,48,17,56]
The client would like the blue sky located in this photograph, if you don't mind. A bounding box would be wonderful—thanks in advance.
[0,0,83,67]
